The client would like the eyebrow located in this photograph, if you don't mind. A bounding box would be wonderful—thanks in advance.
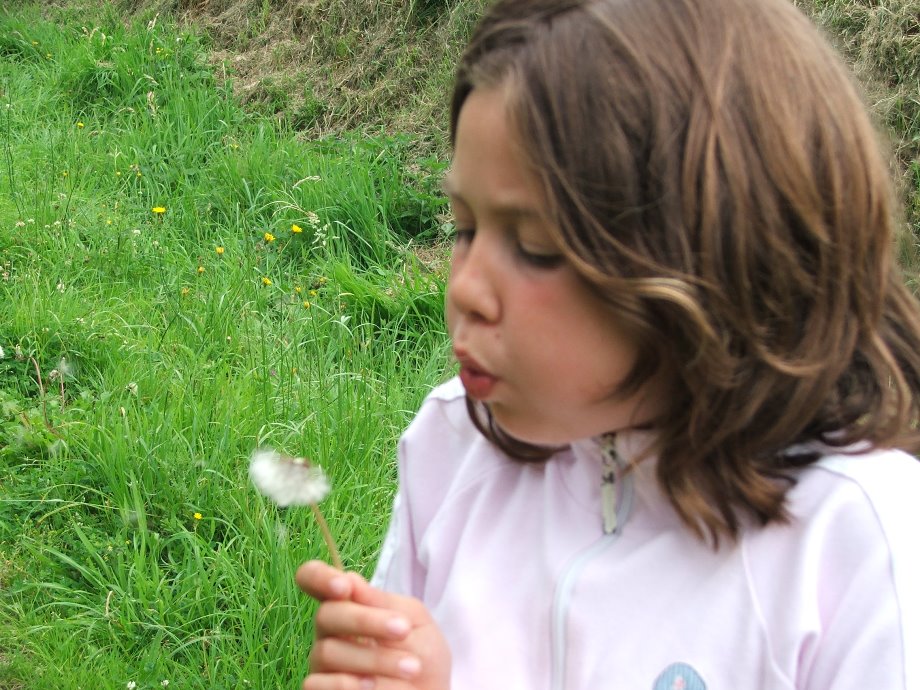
[441,175,544,221]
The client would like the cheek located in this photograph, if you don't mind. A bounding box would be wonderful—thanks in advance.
[444,288,458,335]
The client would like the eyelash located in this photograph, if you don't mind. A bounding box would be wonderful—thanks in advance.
[452,226,563,269]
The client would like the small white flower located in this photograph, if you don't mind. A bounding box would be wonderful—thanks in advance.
[249,448,331,507]
[161,681,170,687]
[0,345,5,359]
[126,381,138,396]
[14,344,23,360]
[127,683,137,690]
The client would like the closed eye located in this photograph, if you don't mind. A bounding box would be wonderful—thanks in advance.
[517,245,564,269]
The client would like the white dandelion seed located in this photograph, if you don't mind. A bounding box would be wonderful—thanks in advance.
[249,447,342,569]
[249,448,330,507]
[57,356,74,378]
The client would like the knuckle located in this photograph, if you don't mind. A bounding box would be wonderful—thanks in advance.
[309,638,335,667]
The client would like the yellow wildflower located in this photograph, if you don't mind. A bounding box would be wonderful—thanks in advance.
[294,286,302,294]
[193,512,202,520]
[264,232,276,243]
[291,224,303,234]
[303,301,311,308]
[180,287,190,296]
[262,277,272,286]
[152,206,166,214]
[197,266,205,274]
[215,246,224,255]
[309,289,318,297]
[76,121,84,128]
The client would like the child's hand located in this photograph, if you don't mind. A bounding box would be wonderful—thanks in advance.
[296,560,451,690]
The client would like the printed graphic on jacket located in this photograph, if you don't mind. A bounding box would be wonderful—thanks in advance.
[652,662,706,690]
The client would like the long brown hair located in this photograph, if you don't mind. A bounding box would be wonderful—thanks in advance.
[451,0,920,542]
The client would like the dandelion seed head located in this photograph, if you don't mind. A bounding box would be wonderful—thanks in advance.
[57,356,74,378]
[249,448,331,507]
[0,345,5,359]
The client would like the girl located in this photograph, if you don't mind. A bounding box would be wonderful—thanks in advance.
[297,0,920,687]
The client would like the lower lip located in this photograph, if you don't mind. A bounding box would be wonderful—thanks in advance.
[459,365,497,400]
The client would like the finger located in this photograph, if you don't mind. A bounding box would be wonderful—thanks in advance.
[303,674,421,690]
[309,637,423,681]
[296,560,357,601]
[348,579,431,626]
[302,673,374,690]
[315,600,412,642]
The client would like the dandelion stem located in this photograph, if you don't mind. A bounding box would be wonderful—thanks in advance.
[310,503,343,570]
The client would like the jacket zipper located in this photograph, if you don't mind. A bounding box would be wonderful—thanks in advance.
[549,439,634,690]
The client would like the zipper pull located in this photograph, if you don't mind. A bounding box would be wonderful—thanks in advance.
[599,435,619,534]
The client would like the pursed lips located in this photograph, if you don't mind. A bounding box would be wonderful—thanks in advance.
[454,348,499,400]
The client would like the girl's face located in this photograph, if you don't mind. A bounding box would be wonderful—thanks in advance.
[445,87,661,445]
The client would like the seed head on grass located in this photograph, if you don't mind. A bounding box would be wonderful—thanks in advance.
[249,448,342,569]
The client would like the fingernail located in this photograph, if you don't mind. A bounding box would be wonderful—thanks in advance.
[398,656,421,678]
[385,617,410,636]
[329,576,348,596]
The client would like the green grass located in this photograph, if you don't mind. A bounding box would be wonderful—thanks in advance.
[0,6,450,687]
[797,0,920,271]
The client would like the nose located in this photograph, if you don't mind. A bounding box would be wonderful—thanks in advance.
[447,232,501,325]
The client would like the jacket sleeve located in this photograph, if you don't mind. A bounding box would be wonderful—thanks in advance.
[787,451,920,690]
[799,454,919,690]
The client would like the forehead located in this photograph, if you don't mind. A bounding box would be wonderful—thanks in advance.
[444,87,545,214]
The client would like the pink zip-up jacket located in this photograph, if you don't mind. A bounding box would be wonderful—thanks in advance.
[372,377,920,690]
